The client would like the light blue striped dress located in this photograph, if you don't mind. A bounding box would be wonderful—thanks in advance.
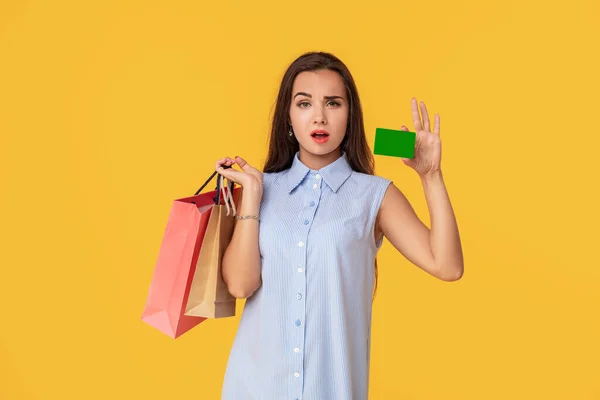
[221,151,392,400]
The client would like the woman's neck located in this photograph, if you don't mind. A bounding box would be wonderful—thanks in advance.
[298,148,343,171]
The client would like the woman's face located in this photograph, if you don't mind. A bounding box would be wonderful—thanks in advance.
[289,69,349,160]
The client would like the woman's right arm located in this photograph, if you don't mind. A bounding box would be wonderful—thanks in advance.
[215,156,263,299]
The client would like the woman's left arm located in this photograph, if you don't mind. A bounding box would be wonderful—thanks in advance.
[377,98,464,281]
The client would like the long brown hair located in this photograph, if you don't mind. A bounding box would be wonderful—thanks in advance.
[262,51,381,297]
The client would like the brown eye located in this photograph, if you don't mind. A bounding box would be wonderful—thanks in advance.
[327,101,341,107]
[298,101,310,108]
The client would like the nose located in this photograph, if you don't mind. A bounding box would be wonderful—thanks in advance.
[312,105,327,125]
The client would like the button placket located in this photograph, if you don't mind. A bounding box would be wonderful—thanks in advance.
[292,178,321,389]
[293,195,308,388]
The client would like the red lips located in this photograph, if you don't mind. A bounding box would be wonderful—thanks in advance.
[311,129,329,136]
[311,129,330,144]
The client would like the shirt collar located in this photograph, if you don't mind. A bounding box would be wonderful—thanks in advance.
[286,151,353,193]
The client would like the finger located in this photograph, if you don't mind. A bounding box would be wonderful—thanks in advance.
[411,98,423,132]
[419,101,430,132]
[400,125,409,131]
[235,156,262,177]
[216,165,247,185]
[434,113,440,135]
[234,156,253,170]
[215,157,235,170]
[401,157,414,167]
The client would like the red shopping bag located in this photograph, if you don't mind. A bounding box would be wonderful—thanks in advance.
[141,170,239,338]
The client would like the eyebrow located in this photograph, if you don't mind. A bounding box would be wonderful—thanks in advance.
[293,92,344,100]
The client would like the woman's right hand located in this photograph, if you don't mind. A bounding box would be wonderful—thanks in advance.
[215,156,263,201]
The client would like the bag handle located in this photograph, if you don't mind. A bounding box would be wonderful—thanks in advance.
[219,174,237,216]
[193,166,235,207]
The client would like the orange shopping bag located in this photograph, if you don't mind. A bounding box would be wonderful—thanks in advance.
[141,169,239,338]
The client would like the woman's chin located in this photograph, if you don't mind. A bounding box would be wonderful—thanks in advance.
[300,140,340,155]
[299,143,343,157]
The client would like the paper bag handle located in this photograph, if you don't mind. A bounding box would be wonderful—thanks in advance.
[218,174,237,216]
[193,166,235,206]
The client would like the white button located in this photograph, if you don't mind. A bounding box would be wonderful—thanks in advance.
[294,372,300,378]
[294,347,300,353]
[298,241,304,247]
[298,268,303,273]
[312,183,318,189]
[315,174,321,179]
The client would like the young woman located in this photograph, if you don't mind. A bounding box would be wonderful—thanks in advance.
[214,51,464,400]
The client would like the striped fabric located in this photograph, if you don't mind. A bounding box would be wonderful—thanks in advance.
[221,151,392,400]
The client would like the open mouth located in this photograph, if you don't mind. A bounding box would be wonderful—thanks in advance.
[311,132,330,144]
[311,130,330,139]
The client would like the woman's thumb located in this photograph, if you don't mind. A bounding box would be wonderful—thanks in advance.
[235,156,261,175]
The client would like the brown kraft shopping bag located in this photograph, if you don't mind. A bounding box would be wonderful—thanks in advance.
[185,175,238,318]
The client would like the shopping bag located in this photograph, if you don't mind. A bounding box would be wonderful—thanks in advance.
[141,169,238,338]
[185,174,239,318]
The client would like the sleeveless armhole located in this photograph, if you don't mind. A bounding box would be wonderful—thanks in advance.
[258,172,273,210]
[371,177,393,249]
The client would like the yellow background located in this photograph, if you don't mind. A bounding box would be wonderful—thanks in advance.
[1,0,599,399]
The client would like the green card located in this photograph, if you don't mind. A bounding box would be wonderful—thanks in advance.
[374,127,416,158]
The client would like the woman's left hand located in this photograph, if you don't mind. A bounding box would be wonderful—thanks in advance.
[400,98,442,177]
